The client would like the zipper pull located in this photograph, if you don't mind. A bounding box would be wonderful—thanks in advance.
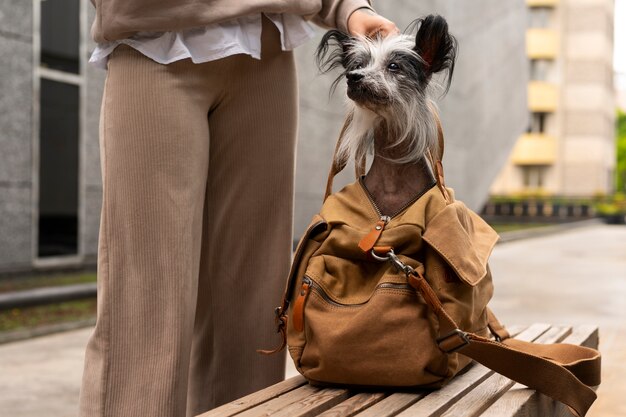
[358,216,390,253]
[293,277,311,332]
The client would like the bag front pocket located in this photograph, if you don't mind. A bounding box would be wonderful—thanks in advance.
[296,275,449,388]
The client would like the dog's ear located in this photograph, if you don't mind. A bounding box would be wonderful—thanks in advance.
[414,15,457,90]
[316,30,353,73]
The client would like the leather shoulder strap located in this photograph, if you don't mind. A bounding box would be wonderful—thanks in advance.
[407,272,600,417]
[324,110,451,203]
[427,110,451,204]
[324,114,353,201]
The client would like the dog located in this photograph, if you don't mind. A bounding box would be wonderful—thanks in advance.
[316,15,457,216]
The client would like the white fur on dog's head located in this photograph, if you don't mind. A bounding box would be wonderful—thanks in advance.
[317,15,457,165]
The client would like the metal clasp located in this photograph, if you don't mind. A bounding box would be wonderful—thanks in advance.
[370,249,415,276]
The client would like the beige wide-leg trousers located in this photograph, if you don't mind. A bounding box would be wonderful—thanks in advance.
[80,19,296,417]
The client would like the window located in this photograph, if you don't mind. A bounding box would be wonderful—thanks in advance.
[41,0,80,73]
[522,165,547,189]
[528,7,552,28]
[529,59,551,82]
[527,112,549,134]
[36,0,82,258]
[38,79,80,256]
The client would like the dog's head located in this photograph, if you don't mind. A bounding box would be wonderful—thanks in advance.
[317,15,457,163]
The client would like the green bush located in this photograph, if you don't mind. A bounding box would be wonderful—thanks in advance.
[594,192,626,222]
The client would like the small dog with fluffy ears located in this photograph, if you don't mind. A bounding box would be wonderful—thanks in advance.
[261,17,600,413]
[316,14,457,215]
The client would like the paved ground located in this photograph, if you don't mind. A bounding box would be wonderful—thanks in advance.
[0,223,624,417]
[488,223,626,417]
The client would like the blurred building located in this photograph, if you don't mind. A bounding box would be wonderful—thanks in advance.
[0,0,528,274]
[0,0,104,274]
[490,0,616,197]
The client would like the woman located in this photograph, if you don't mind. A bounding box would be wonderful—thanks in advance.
[79,2,398,416]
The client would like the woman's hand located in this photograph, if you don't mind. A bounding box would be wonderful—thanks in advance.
[347,9,400,38]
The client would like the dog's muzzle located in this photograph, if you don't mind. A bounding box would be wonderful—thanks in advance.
[346,71,364,84]
[346,77,389,106]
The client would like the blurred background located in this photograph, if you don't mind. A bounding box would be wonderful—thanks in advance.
[0,0,624,416]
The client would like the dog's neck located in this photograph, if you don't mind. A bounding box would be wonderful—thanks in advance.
[363,122,435,216]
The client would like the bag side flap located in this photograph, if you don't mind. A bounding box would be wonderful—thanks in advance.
[260,215,327,355]
[284,214,328,303]
[422,201,499,286]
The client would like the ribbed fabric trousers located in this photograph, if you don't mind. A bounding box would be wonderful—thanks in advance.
[79,19,295,417]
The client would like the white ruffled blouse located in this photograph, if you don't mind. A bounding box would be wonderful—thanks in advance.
[89,13,316,69]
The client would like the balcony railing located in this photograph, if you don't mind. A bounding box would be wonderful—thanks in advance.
[527,0,559,7]
[528,81,558,112]
[526,29,558,59]
[511,133,557,165]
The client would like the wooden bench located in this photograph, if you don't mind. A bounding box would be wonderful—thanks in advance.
[198,324,598,417]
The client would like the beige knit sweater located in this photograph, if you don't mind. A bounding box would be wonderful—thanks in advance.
[89,0,372,43]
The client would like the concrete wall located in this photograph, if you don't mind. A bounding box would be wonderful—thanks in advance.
[0,0,34,271]
[293,0,528,236]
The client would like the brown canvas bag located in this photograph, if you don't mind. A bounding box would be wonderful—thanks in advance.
[263,118,601,417]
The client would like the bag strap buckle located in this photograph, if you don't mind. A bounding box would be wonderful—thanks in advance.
[370,249,415,276]
[437,328,470,353]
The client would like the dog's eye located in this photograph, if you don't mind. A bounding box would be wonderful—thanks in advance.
[354,62,363,70]
[387,62,400,71]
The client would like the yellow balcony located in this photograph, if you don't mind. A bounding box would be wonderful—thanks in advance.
[528,82,558,112]
[511,133,557,165]
[526,29,558,59]
[527,0,559,7]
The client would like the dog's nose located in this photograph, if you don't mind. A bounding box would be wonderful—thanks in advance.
[346,72,364,83]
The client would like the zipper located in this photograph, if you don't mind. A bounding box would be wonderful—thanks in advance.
[293,276,415,332]
[359,177,437,220]
[360,178,384,218]
[305,276,361,308]
[357,179,437,254]
[286,219,326,305]
[378,282,414,290]
[292,277,312,332]
[303,276,414,309]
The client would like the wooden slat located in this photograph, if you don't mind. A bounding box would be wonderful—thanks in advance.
[268,388,351,417]
[201,324,598,417]
[480,325,598,417]
[500,325,527,338]
[480,389,568,417]
[198,376,307,417]
[438,326,571,417]
[233,384,322,417]
[316,393,387,417]
[353,392,427,417]
[395,363,494,417]
[559,324,598,349]
[441,373,514,417]
[396,323,551,417]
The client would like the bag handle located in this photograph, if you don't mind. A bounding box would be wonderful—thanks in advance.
[405,268,600,417]
[323,113,353,201]
[427,111,451,203]
[323,111,451,203]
